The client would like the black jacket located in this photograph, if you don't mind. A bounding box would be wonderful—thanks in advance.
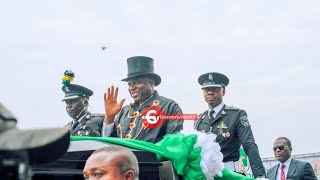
[67,112,104,136]
[194,104,266,178]
[267,158,317,180]
[113,91,184,143]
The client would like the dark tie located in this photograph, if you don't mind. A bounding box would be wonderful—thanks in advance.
[281,164,285,180]
[209,109,215,119]
[71,120,79,131]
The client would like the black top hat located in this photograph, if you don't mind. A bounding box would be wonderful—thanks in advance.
[0,103,70,165]
[121,56,161,86]
[62,84,93,101]
[198,72,229,89]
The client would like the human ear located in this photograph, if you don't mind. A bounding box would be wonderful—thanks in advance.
[124,170,134,180]
[149,78,155,86]
[84,99,89,107]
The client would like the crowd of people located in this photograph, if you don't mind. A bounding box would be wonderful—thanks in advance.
[61,56,317,180]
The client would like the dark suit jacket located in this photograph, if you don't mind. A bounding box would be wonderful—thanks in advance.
[113,90,183,143]
[267,158,317,180]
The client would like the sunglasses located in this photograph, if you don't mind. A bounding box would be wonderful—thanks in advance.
[273,145,288,151]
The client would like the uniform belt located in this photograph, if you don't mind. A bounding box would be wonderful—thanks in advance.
[223,161,239,172]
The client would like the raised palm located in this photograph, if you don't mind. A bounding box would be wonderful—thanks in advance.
[104,85,125,123]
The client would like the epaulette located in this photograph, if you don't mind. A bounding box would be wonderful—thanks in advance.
[194,111,206,129]
[224,105,239,110]
[198,111,207,119]
[91,113,105,117]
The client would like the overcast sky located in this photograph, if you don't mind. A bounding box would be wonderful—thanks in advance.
[1,1,320,157]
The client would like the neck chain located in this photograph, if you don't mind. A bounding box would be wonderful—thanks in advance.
[116,98,160,140]
[138,94,154,107]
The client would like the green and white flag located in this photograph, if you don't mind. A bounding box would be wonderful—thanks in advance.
[71,131,254,180]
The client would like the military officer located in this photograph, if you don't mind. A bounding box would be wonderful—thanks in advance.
[62,71,104,136]
[102,56,184,143]
[194,72,266,178]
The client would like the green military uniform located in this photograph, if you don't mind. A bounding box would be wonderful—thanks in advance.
[61,70,103,137]
[113,90,183,143]
[194,105,265,177]
[66,112,104,137]
[194,72,266,178]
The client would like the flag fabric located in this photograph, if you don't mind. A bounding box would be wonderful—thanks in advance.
[71,132,254,180]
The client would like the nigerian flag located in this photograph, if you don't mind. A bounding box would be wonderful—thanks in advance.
[71,131,254,180]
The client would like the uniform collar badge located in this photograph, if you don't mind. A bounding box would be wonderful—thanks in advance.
[85,114,91,119]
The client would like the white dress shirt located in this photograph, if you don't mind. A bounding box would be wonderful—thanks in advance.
[209,102,224,118]
[276,157,292,180]
[102,121,114,136]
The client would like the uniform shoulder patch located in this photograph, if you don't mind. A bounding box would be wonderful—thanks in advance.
[224,105,239,110]
[240,115,250,127]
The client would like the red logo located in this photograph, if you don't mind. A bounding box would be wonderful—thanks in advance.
[141,107,198,128]
[141,106,164,128]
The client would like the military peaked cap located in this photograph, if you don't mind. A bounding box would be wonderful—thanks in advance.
[198,72,229,88]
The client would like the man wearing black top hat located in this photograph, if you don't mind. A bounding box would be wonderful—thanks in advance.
[194,72,266,178]
[62,71,104,136]
[102,56,184,143]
